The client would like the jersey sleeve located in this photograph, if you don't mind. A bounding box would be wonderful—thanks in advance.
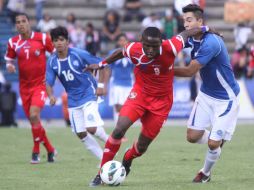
[4,38,16,61]
[122,42,134,59]
[167,35,184,57]
[194,36,220,66]
[75,48,102,67]
[43,33,54,53]
[46,57,57,86]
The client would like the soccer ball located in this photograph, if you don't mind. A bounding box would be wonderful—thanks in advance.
[100,160,126,186]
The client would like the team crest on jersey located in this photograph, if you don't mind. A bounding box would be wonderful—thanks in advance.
[35,49,40,56]
[128,92,137,99]
[87,114,95,122]
[73,60,79,66]
[216,130,223,137]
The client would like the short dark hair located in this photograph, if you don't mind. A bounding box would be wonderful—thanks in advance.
[15,13,30,21]
[50,26,69,41]
[182,4,204,20]
[142,27,161,39]
[116,33,127,41]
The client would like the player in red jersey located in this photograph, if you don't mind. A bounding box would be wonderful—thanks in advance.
[4,13,56,164]
[88,26,211,186]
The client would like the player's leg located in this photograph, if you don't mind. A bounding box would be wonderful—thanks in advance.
[69,107,103,160]
[198,98,240,182]
[83,101,108,142]
[122,111,165,176]
[30,88,56,162]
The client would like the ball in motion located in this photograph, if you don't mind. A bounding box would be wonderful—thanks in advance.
[100,160,126,186]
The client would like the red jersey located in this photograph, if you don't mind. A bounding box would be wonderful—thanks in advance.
[5,32,54,88]
[122,35,184,96]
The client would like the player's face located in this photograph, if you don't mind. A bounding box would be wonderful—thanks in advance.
[183,12,203,30]
[117,36,128,48]
[142,36,162,59]
[15,15,30,34]
[53,36,69,53]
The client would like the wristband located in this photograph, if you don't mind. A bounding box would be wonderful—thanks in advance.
[97,83,105,88]
[98,60,108,68]
[201,26,209,33]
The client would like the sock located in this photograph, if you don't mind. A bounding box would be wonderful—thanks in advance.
[202,147,221,175]
[94,127,109,142]
[31,123,42,153]
[81,134,103,160]
[124,141,142,161]
[197,130,209,144]
[40,126,55,153]
[100,135,122,169]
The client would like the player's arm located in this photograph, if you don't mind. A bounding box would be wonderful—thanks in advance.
[45,58,57,106]
[5,39,17,73]
[178,26,209,43]
[174,59,202,77]
[97,67,111,96]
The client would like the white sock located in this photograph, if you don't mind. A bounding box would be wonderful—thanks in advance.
[197,130,209,144]
[94,126,109,142]
[202,147,221,175]
[81,134,103,160]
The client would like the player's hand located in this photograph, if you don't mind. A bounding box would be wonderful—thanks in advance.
[96,87,107,96]
[49,96,56,106]
[6,63,16,73]
[83,64,101,72]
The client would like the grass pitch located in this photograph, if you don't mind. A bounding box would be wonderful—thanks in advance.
[0,124,253,190]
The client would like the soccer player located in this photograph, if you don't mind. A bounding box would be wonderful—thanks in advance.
[5,13,56,164]
[87,26,211,186]
[108,34,134,122]
[46,26,109,161]
[174,4,240,183]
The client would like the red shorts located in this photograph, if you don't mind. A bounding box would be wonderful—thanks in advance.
[119,88,173,140]
[20,85,47,117]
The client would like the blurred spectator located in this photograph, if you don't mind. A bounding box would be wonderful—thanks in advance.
[247,45,254,78]
[231,46,250,79]
[6,0,26,24]
[61,92,70,127]
[0,0,4,12]
[141,12,163,32]
[161,8,178,39]
[174,0,193,15]
[65,13,77,34]
[69,23,85,49]
[234,22,252,50]
[37,13,57,33]
[101,10,121,51]
[84,22,100,55]
[34,0,46,23]
[106,0,125,10]
[0,83,17,127]
[123,0,145,22]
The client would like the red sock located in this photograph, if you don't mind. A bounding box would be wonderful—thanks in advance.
[31,124,42,153]
[124,141,142,161]
[41,127,55,153]
[100,135,122,170]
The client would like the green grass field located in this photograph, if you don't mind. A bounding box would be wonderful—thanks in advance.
[0,124,253,190]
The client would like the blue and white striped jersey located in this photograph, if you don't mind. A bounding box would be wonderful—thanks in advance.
[46,47,101,108]
[186,33,240,100]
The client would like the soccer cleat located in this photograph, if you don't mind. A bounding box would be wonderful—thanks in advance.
[47,149,57,163]
[89,174,102,187]
[122,156,132,176]
[192,171,211,183]
[30,153,40,164]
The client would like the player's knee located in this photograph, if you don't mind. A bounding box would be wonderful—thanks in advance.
[112,127,125,139]
[208,140,221,150]
[186,133,198,143]
[29,114,39,123]
[77,131,87,139]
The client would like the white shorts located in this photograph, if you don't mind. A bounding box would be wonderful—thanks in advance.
[187,91,240,141]
[68,101,104,133]
[109,85,132,106]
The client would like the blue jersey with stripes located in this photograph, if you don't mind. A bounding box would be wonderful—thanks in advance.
[186,33,240,100]
[109,49,134,87]
[46,47,101,108]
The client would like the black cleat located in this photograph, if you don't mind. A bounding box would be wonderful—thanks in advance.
[30,153,40,164]
[89,174,102,187]
[47,149,57,163]
[192,171,211,183]
[122,158,132,176]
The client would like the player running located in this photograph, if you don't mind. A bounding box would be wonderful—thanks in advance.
[87,26,211,186]
[174,4,240,183]
[5,13,56,164]
[46,26,109,162]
